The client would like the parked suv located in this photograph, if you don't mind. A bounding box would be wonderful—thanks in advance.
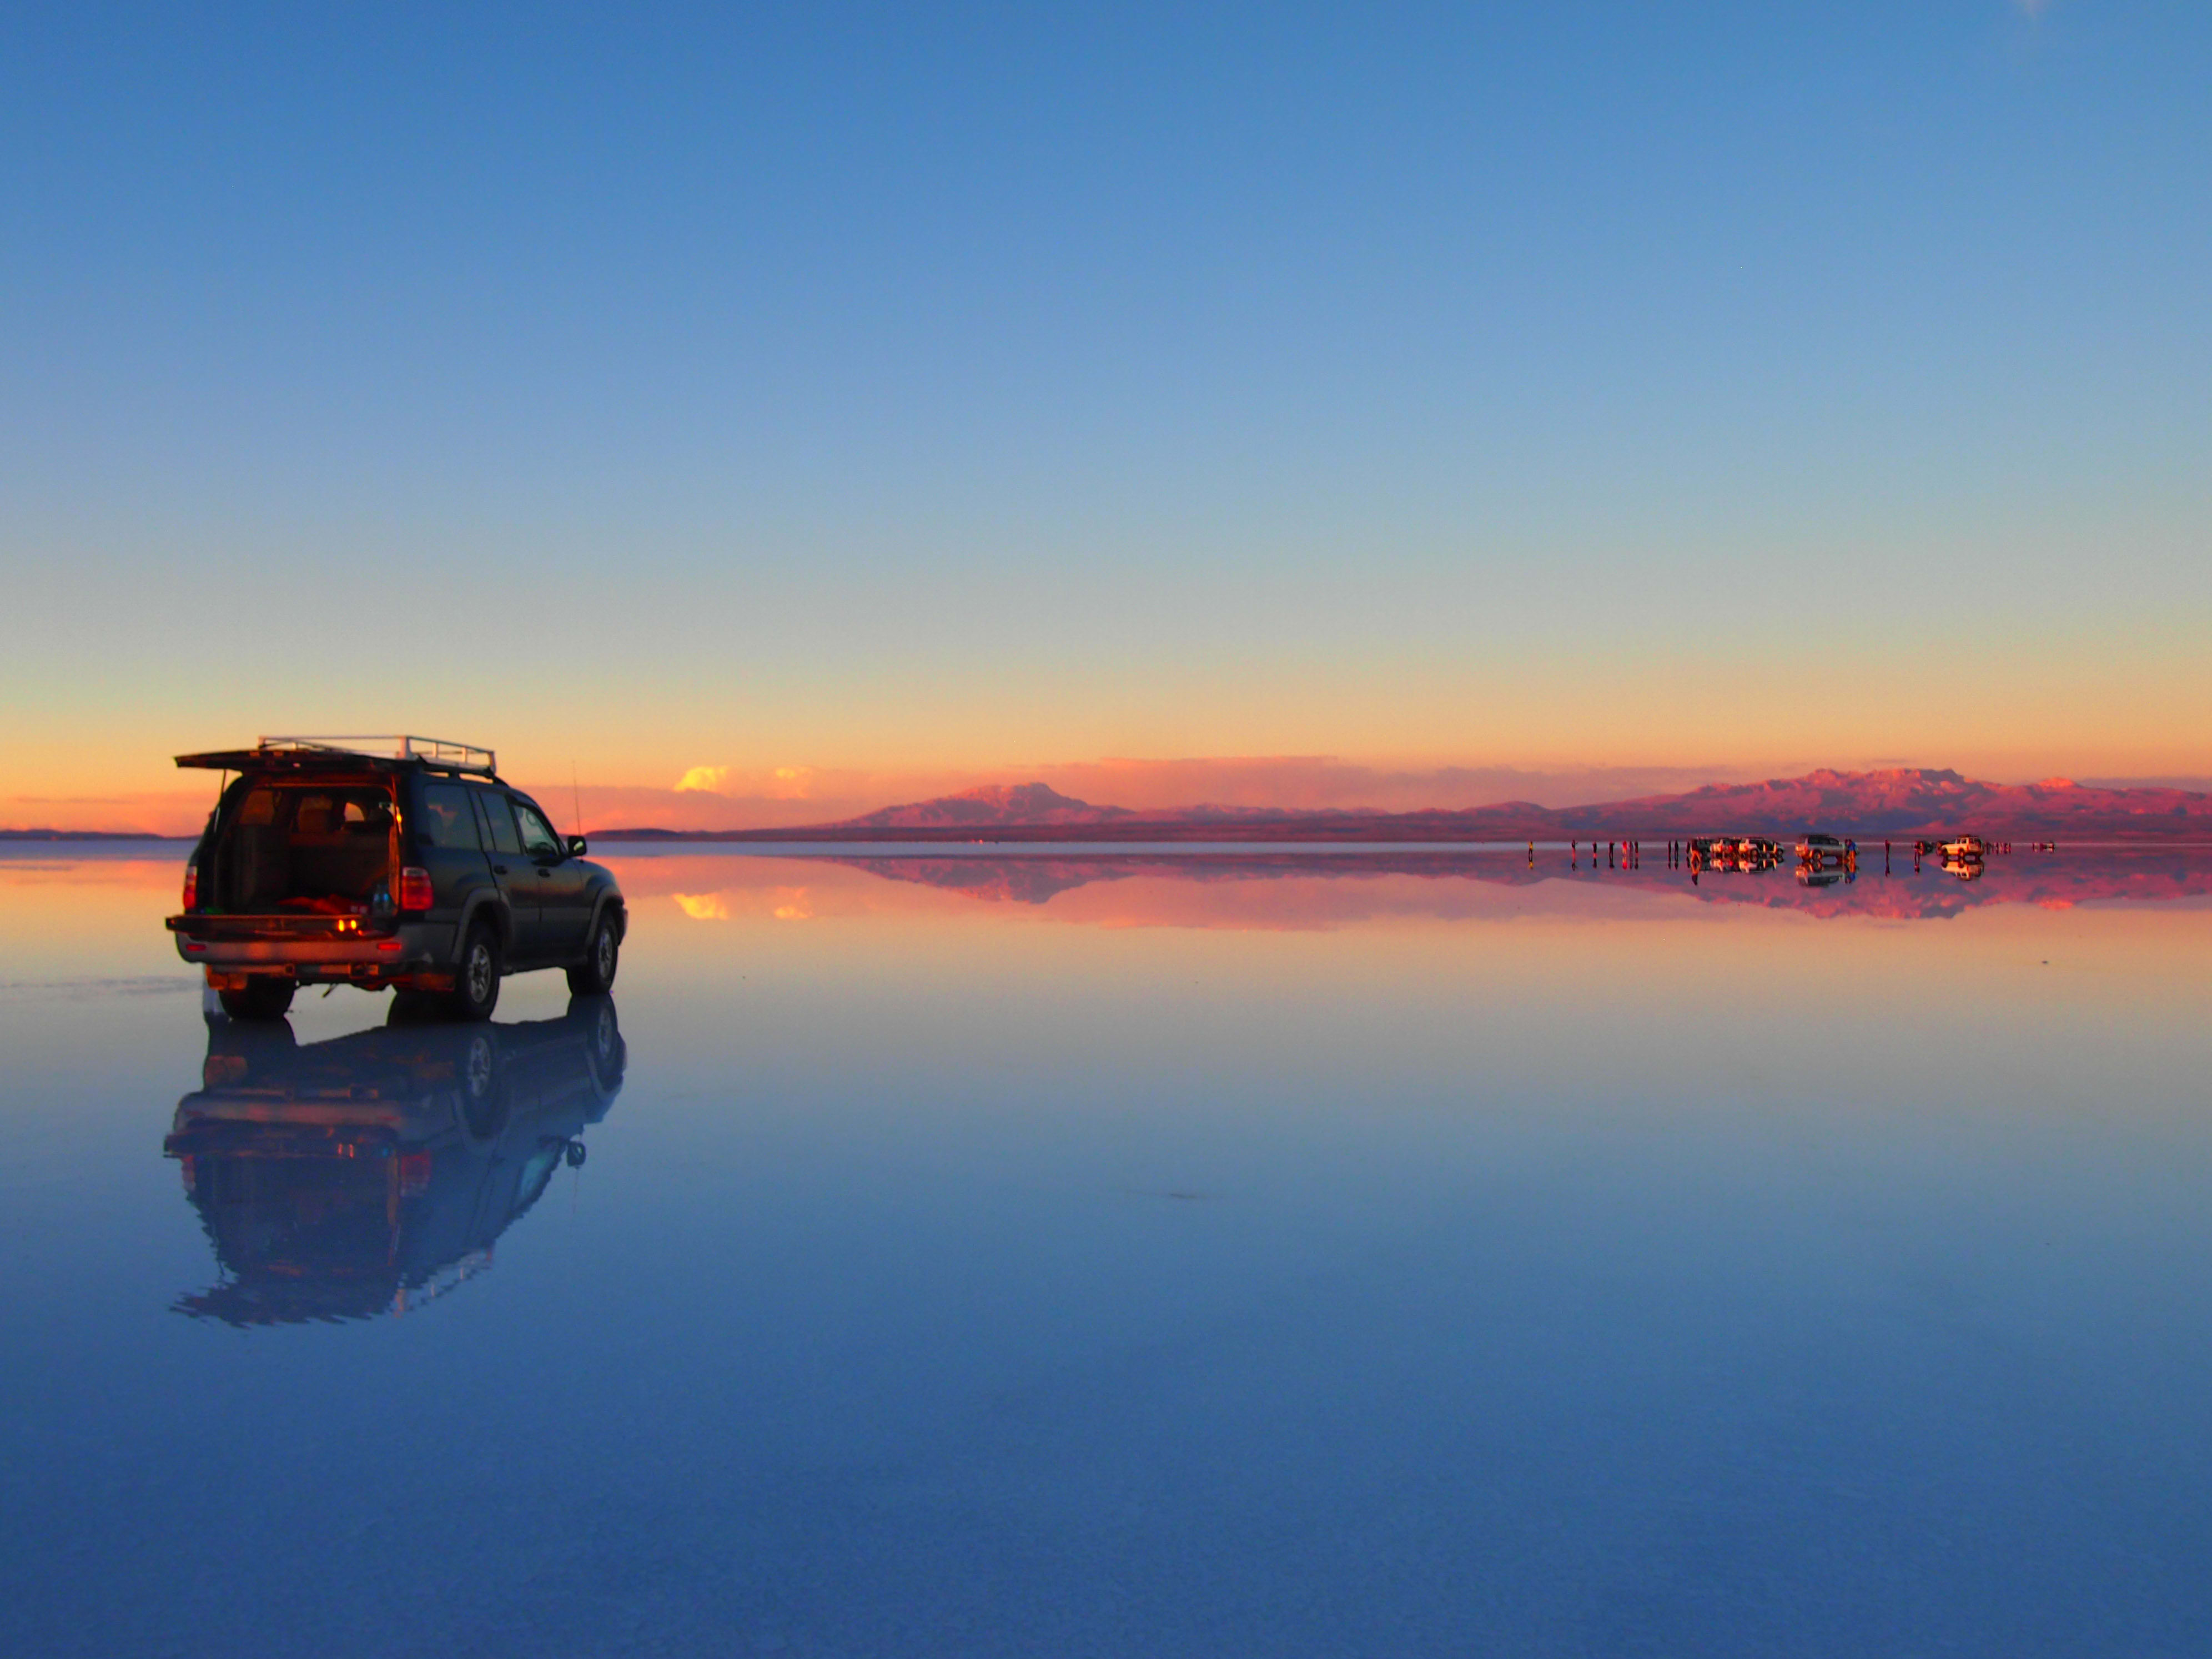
[167,736,625,1020]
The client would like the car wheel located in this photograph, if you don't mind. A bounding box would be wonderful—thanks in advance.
[458,1032,507,1139]
[446,921,502,1020]
[566,911,620,995]
[218,976,295,1021]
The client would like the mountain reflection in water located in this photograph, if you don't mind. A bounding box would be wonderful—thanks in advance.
[163,997,626,1326]
[808,845,2212,922]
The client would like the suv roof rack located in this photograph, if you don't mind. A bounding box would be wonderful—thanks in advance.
[254,735,498,776]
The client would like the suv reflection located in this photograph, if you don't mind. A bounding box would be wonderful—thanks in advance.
[164,997,626,1325]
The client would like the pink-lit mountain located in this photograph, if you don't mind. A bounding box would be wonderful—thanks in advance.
[603,767,2212,842]
[838,782,1136,830]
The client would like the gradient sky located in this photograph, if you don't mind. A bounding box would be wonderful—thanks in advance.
[4,3,2209,830]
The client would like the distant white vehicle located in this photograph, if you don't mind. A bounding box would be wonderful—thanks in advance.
[1796,832,1853,867]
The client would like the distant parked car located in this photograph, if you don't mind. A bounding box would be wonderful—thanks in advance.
[1796,832,1856,872]
[166,736,624,1020]
[1687,835,1783,872]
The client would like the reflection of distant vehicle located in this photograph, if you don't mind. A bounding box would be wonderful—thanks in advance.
[1940,856,1985,882]
[163,997,626,1325]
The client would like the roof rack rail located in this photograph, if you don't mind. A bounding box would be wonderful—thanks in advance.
[255,735,497,776]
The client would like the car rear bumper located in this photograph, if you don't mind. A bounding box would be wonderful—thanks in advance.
[172,922,453,977]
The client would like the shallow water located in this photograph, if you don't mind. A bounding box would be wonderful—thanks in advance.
[3,843,2209,1657]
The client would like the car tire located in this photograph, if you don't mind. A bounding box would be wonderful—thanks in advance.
[217,976,295,1021]
[566,909,620,995]
[457,1032,507,1139]
[446,920,502,1021]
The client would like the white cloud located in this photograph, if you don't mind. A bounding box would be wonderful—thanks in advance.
[675,765,731,794]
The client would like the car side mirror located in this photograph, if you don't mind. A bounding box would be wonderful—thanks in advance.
[567,834,589,857]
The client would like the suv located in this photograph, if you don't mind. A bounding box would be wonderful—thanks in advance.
[167,736,625,1021]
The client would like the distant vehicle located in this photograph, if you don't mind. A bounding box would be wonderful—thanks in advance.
[1687,835,1782,872]
[166,736,624,1020]
[1939,836,1987,861]
[1795,832,1857,871]
[164,995,626,1325]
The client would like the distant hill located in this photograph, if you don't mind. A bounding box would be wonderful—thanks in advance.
[0,828,184,841]
[841,782,1134,830]
[596,767,2212,842]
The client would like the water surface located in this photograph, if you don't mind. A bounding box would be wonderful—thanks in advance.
[3,843,2208,1656]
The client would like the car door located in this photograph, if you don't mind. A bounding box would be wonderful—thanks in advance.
[413,781,497,926]
[511,797,591,958]
[469,787,541,956]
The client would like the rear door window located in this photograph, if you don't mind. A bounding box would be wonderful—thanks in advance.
[214,780,395,909]
[473,789,523,856]
[514,801,561,859]
[419,784,481,850]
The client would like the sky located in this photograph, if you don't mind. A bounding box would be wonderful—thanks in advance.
[3,2,2209,832]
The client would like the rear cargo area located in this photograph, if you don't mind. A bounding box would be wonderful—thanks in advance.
[209,781,398,914]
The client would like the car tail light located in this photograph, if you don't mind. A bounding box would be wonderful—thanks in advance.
[398,867,434,911]
[182,865,198,909]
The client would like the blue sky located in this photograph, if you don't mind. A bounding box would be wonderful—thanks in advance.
[4,3,2208,825]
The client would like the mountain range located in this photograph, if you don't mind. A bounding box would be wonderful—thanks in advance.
[601,768,2212,842]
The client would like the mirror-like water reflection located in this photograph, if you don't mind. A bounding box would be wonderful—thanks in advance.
[167,998,624,1325]
[2,844,2208,1656]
